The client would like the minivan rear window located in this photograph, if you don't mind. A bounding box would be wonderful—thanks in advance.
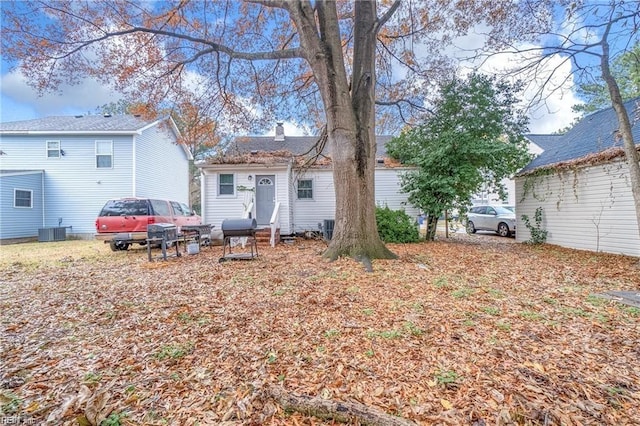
[99,199,150,216]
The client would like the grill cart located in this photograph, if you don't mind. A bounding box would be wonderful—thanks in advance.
[219,218,258,262]
[181,224,213,254]
[146,223,180,261]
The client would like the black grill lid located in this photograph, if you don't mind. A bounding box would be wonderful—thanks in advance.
[221,218,257,237]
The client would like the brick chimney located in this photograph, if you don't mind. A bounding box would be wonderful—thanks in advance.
[275,122,285,141]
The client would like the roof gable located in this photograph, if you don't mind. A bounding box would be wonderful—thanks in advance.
[520,98,640,174]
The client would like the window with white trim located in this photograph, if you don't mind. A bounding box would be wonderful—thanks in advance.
[14,189,32,208]
[96,140,113,168]
[219,173,235,195]
[297,179,313,199]
[47,140,61,158]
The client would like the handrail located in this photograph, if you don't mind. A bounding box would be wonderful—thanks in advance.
[269,201,281,247]
[242,201,254,219]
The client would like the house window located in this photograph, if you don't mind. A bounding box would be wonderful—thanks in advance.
[219,173,235,195]
[297,179,313,199]
[47,140,61,158]
[96,140,113,168]
[14,189,32,208]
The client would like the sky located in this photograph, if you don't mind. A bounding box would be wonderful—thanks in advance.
[0,4,586,136]
[0,57,581,135]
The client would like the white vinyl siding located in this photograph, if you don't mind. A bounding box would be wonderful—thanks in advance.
[14,189,32,208]
[134,123,190,203]
[0,171,43,239]
[199,164,420,237]
[374,168,420,219]
[515,159,640,257]
[201,166,292,234]
[292,170,335,233]
[95,140,113,168]
[47,140,61,158]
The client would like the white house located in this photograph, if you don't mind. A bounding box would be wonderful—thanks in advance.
[196,124,419,240]
[515,99,640,257]
[0,114,192,241]
[469,135,559,207]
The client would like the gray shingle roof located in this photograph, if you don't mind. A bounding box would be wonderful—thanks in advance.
[525,134,563,151]
[520,98,640,174]
[0,114,159,133]
[227,134,393,158]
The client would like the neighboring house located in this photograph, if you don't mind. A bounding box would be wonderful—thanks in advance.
[0,114,192,241]
[196,123,419,240]
[471,135,560,207]
[515,98,640,257]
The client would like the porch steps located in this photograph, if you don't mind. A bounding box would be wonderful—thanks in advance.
[255,227,280,245]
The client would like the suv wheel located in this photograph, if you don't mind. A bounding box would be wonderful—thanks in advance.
[497,222,510,237]
[466,221,476,234]
[109,240,130,251]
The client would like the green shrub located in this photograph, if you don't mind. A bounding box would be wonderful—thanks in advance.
[375,206,419,243]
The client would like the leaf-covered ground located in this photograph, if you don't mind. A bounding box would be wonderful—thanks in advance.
[1,235,639,425]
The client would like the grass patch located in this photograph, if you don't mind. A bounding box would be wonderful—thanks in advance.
[482,306,500,316]
[434,370,460,387]
[433,276,451,289]
[323,329,340,338]
[155,342,194,361]
[496,321,511,331]
[452,288,474,299]
[403,321,425,336]
[487,288,505,298]
[519,310,544,321]
[366,329,402,340]
[624,306,640,317]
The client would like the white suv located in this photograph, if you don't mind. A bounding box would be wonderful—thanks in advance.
[466,205,516,237]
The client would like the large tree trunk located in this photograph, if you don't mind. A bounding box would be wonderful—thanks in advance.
[601,33,640,243]
[289,1,396,262]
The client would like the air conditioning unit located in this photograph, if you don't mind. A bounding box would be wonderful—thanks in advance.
[323,219,335,241]
[38,227,66,242]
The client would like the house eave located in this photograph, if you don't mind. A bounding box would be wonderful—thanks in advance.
[516,145,637,178]
[0,130,143,136]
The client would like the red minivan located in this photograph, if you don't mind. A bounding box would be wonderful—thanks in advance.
[95,198,202,251]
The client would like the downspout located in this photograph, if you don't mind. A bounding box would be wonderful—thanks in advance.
[132,135,137,196]
[41,171,45,227]
[200,168,206,221]
[288,160,293,235]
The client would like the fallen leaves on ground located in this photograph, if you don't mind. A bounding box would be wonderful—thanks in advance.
[1,235,639,425]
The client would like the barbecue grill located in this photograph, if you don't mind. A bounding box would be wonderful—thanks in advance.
[220,218,258,262]
[147,223,180,261]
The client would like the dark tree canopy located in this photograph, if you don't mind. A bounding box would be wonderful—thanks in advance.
[386,73,531,240]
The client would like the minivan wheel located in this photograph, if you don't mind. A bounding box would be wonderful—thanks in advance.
[109,240,130,251]
[497,223,510,237]
[466,221,476,234]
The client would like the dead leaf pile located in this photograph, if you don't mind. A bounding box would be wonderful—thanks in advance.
[1,235,639,425]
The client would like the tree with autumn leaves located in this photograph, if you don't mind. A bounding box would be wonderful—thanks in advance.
[0,0,506,262]
[2,0,638,261]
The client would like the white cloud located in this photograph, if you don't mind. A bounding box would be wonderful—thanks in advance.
[1,68,121,119]
[468,44,583,134]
